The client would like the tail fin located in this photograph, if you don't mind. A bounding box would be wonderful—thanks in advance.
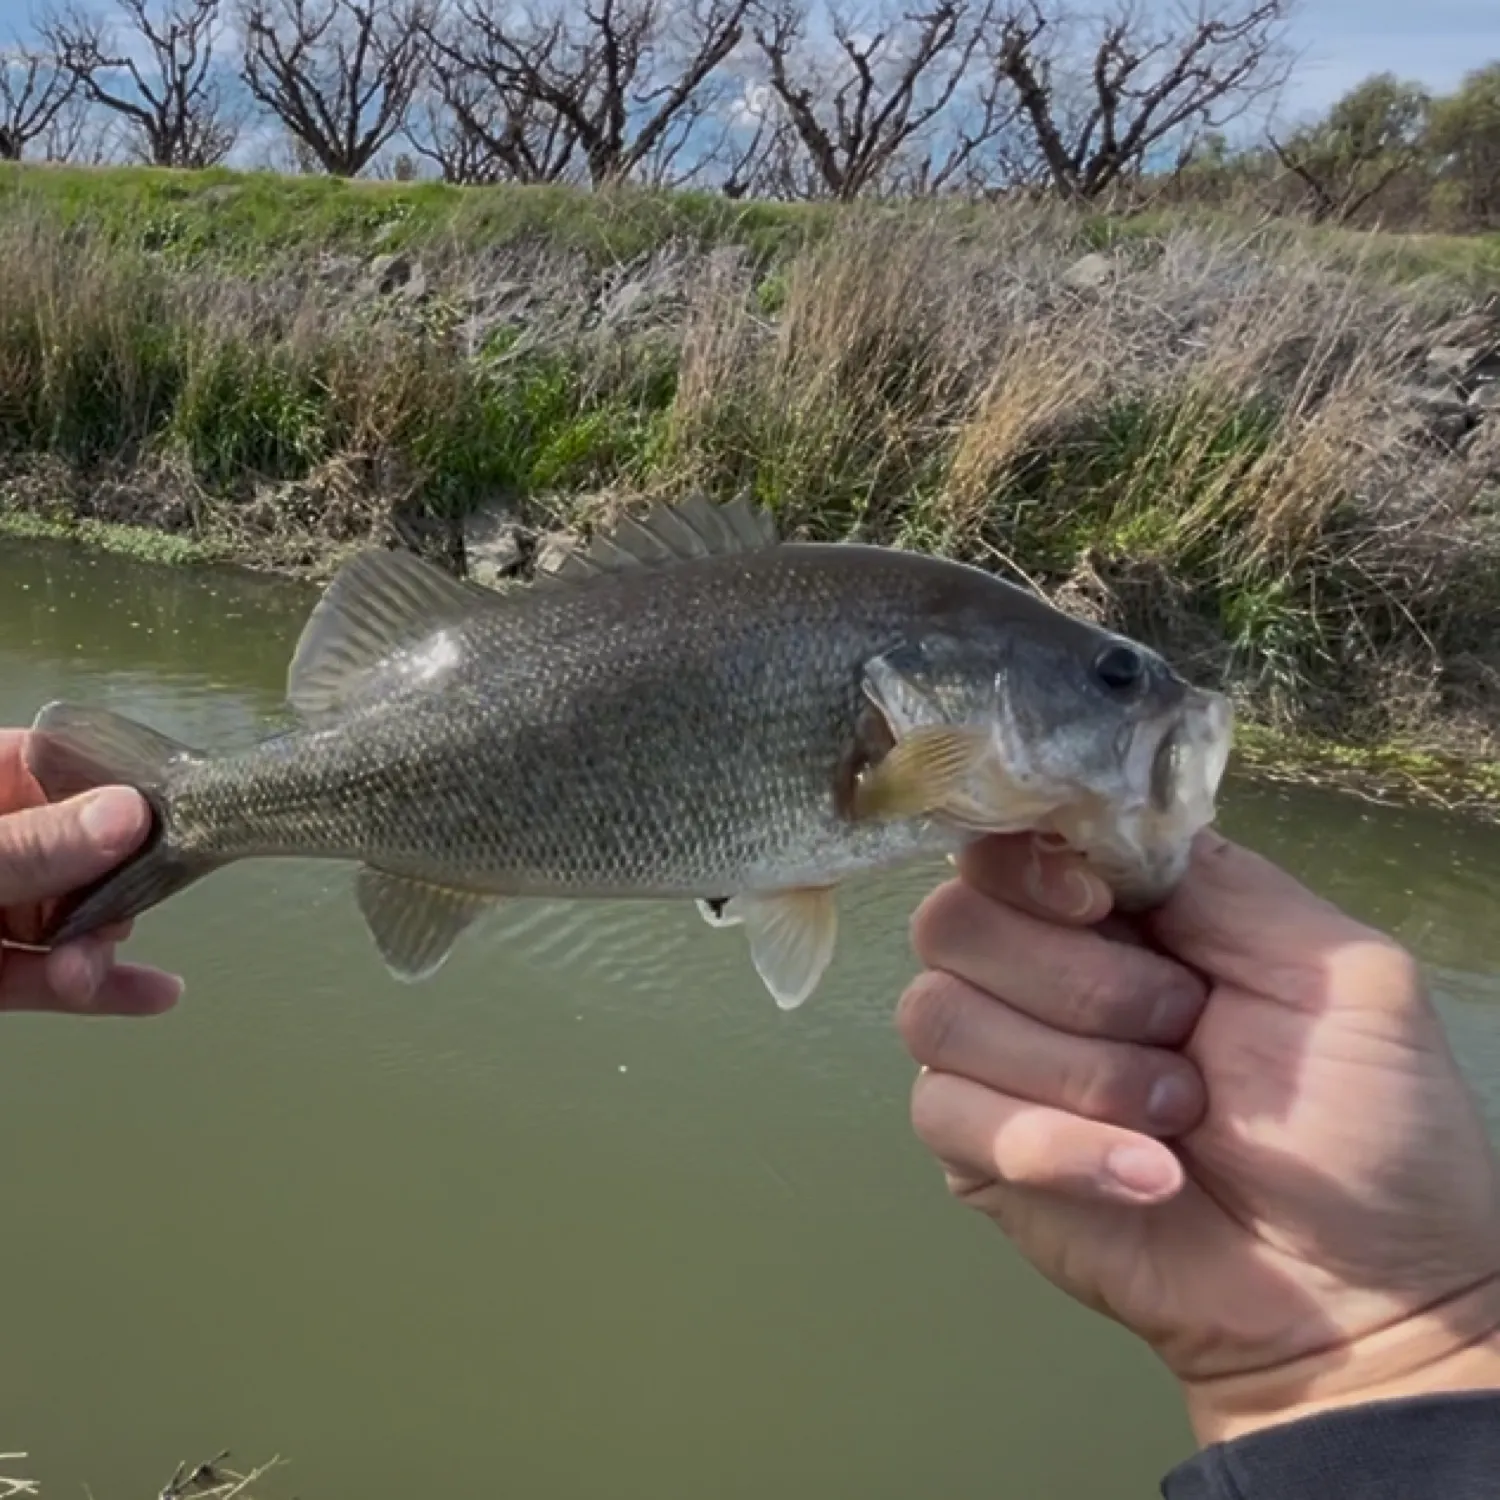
[25,701,220,946]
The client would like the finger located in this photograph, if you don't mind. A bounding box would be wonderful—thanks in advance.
[896,969,1206,1137]
[0,944,183,1015]
[0,787,150,909]
[1148,828,1409,1009]
[0,729,36,808]
[910,1069,1185,1206]
[910,879,1207,1046]
[954,834,1113,926]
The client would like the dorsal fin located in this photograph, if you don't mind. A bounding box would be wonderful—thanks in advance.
[534,493,778,586]
[287,548,498,720]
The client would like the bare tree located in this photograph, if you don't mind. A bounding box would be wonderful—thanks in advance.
[238,0,431,176]
[424,0,752,188]
[412,17,583,184]
[989,0,1293,200]
[751,0,1003,200]
[41,0,239,167]
[0,46,78,158]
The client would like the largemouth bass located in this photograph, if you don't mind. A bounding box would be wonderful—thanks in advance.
[25,495,1232,1009]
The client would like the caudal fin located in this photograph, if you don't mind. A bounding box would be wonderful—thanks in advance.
[24,701,220,946]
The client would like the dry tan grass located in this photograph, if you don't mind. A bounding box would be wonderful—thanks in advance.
[1,194,1497,753]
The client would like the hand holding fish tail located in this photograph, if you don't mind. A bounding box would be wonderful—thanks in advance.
[899,828,1500,1449]
[0,730,183,1016]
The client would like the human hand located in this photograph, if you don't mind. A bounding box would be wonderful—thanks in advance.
[897,828,1500,1445]
[0,728,182,1015]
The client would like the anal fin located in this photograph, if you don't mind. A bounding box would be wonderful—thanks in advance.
[711,888,839,1011]
[354,866,496,982]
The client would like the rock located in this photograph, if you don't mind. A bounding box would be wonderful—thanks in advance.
[1402,386,1476,448]
[364,252,425,299]
[463,504,528,585]
[1061,253,1115,292]
[1426,343,1500,390]
[1469,381,1500,416]
[597,276,652,326]
[533,532,579,577]
[1426,344,1480,382]
[1460,421,1500,480]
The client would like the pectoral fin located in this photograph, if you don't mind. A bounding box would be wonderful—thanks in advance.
[709,888,839,1010]
[354,867,497,981]
[848,725,992,821]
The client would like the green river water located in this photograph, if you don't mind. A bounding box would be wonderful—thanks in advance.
[2,537,1499,1499]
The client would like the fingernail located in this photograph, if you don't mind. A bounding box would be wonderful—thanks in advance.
[80,788,144,855]
[1025,855,1104,919]
[1148,983,1203,1042]
[1105,1144,1178,1199]
[1063,870,1104,918]
[1147,1073,1197,1131]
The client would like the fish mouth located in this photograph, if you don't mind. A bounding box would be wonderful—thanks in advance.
[1058,685,1234,910]
[1142,687,1234,820]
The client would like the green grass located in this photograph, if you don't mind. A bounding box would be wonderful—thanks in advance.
[0,505,226,566]
[1233,721,1500,818]
[0,163,830,270]
[2,162,1499,805]
[11,161,1493,289]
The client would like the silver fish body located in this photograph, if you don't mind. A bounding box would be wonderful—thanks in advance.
[26,497,1233,1008]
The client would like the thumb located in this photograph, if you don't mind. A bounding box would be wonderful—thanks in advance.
[1146,827,1380,1000]
[0,787,150,910]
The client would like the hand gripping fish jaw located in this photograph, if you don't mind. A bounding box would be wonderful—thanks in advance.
[844,626,1235,907]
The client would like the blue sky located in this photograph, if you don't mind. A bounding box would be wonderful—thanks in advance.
[1,0,1497,123]
[1282,0,1500,117]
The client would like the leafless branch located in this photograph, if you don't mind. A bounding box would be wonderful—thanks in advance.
[426,0,751,187]
[0,46,77,158]
[40,0,240,166]
[238,0,432,176]
[751,0,1000,200]
[413,11,584,184]
[990,0,1293,199]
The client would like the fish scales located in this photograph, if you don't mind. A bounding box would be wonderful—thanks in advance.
[22,495,1235,1009]
[169,543,1018,896]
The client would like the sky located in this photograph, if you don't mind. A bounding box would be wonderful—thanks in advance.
[1279,0,1500,118]
[1,0,1497,125]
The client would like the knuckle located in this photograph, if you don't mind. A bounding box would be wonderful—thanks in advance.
[1052,955,1130,1033]
[908,882,968,966]
[990,1109,1054,1186]
[895,971,968,1065]
[1,810,53,885]
[907,1068,950,1150]
[1066,1048,1143,1123]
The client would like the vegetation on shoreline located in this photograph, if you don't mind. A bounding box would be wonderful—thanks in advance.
[0,1449,287,1500]
[2,165,1499,812]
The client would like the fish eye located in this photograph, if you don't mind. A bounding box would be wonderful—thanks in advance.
[1093,643,1146,694]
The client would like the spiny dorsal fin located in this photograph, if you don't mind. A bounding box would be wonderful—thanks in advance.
[534,494,778,587]
[288,548,498,721]
[354,866,496,981]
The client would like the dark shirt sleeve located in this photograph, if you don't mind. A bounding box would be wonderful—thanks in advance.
[1160,1391,1500,1499]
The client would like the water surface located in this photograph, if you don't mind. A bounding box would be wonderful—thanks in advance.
[2,539,1498,1499]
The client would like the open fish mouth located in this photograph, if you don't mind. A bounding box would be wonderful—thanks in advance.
[1140,686,1234,823]
[1037,685,1234,911]
[1091,686,1234,907]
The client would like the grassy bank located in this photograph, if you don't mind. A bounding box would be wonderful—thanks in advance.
[3,163,1500,813]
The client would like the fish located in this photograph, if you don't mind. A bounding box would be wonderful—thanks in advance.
[23,494,1233,1011]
